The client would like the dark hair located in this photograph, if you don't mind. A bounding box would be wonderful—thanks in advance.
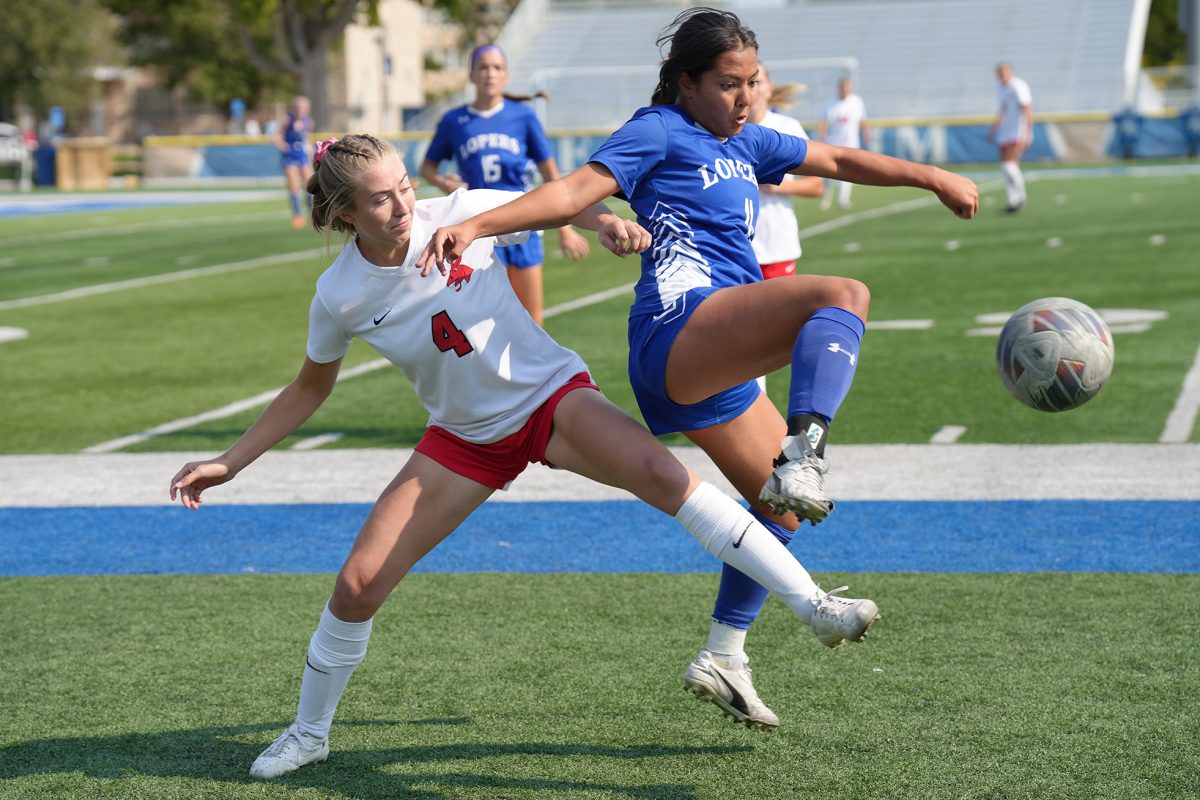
[651,7,758,106]
[306,134,399,235]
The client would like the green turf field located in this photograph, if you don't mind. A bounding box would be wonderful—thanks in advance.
[1,168,1198,799]
[1,167,1198,454]
[1,573,1197,799]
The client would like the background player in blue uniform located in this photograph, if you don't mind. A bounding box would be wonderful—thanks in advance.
[420,8,978,729]
[421,44,589,326]
[273,95,314,229]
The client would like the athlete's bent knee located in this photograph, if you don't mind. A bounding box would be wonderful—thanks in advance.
[833,277,870,320]
[330,569,391,621]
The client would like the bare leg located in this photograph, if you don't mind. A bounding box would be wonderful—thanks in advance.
[506,264,544,326]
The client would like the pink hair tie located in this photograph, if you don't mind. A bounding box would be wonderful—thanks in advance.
[313,137,338,166]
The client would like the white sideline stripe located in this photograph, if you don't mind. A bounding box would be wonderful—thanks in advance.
[83,358,389,453]
[0,326,29,343]
[0,249,326,311]
[0,210,286,247]
[8,445,1199,507]
[1160,341,1200,443]
[81,284,639,453]
[930,425,967,444]
[291,433,344,451]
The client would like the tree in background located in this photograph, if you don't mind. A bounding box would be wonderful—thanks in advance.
[0,0,121,128]
[105,0,379,129]
[1143,0,1188,66]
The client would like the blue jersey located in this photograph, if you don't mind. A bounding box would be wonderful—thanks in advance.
[282,114,312,161]
[589,105,808,318]
[425,102,553,191]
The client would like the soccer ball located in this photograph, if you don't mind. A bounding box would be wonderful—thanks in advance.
[996,297,1114,412]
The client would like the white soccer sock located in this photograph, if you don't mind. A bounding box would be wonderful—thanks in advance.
[676,482,820,623]
[838,180,853,206]
[1003,161,1026,207]
[706,620,748,659]
[295,603,373,740]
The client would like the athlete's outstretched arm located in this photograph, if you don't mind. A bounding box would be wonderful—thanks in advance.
[795,141,979,219]
[419,163,620,274]
[169,356,341,508]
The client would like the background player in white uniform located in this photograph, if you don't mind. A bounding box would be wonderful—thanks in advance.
[750,63,823,280]
[817,77,868,210]
[421,45,589,326]
[169,134,891,777]
[988,61,1033,213]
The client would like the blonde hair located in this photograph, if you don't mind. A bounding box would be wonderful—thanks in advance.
[758,63,806,110]
[306,134,400,235]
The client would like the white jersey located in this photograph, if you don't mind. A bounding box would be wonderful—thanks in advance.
[306,189,588,443]
[822,94,866,148]
[752,110,808,264]
[996,76,1032,145]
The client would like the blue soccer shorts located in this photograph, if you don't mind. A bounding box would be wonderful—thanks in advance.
[494,231,544,269]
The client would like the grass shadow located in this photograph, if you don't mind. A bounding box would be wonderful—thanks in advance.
[0,718,752,799]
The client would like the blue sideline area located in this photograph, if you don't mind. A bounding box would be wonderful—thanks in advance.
[2,500,1196,577]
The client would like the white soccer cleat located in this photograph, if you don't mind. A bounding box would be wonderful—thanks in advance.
[683,650,780,731]
[808,586,880,649]
[249,723,330,779]
[758,434,834,523]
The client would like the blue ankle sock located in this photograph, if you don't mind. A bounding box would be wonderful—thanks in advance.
[289,192,302,216]
[787,306,865,424]
[711,510,796,629]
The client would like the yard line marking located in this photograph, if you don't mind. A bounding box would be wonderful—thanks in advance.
[0,248,326,311]
[869,319,933,330]
[83,358,389,453]
[0,257,14,267]
[931,425,967,444]
[83,256,111,267]
[291,433,344,451]
[81,284,639,453]
[0,210,287,247]
[0,326,29,343]
[1160,341,1200,443]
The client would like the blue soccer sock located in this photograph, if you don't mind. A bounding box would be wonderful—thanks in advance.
[710,509,797,632]
[289,191,303,217]
[786,306,865,455]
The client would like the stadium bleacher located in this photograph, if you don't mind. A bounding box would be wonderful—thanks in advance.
[487,0,1147,129]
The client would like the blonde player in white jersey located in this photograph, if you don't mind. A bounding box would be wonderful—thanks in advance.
[749,63,823,281]
[168,134,885,778]
[988,61,1033,213]
[817,77,868,210]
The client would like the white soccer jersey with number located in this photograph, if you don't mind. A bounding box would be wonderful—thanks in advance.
[996,76,1032,145]
[306,188,588,443]
[752,110,808,264]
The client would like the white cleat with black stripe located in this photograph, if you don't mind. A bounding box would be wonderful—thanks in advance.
[683,650,780,731]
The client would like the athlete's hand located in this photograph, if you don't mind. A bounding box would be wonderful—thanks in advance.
[419,222,479,277]
[170,460,234,510]
[935,170,979,219]
[558,226,591,261]
[597,215,651,258]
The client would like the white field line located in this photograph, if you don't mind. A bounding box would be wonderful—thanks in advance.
[80,191,969,453]
[930,425,967,444]
[0,210,287,248]
[291,433,345,451]
[1160,340,1200,443]
[0,248,326,311]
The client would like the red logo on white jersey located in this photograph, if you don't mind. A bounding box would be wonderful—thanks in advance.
[446,258,473,292]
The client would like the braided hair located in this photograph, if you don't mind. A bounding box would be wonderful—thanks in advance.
[306,134,399,235]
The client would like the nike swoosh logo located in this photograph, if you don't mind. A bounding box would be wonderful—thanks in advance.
[731,522,753,549]
[373,309,392,326]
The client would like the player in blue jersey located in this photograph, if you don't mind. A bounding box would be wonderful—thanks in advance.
[420,7,978,729]
[273,95,315,229]
[421,44,590,325]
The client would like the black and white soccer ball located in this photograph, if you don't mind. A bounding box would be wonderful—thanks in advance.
[996,297,1114,412]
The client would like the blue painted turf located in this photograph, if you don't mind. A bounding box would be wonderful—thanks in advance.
[2,501,1196,576]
